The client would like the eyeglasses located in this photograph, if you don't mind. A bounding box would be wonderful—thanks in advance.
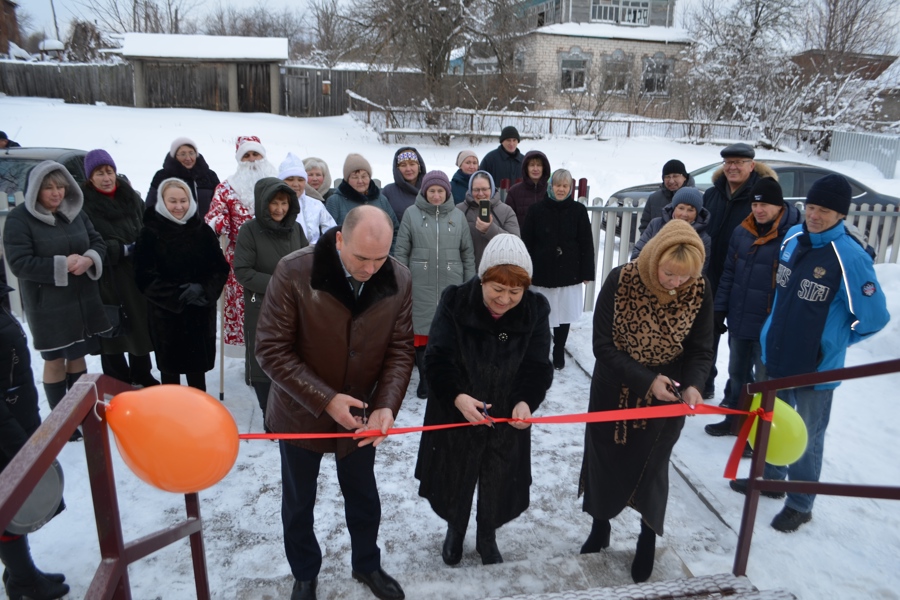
[723,159,752,167]
[348,173,370,182]
[176,151,197,159]
[471,187,492,194]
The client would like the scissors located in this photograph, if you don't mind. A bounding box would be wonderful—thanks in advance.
[666,377,695,411]
[481,400,496,428]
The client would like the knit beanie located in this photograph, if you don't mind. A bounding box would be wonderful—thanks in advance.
[84,149,116,178]
[478,234,533,279]
[662,159,688,179]
[169,137,198,158]
[499,126,520,143]
[637,219,705,304]
[278,152,308,181]
[720,143,755,159]
[235,135,266,162]
[806,174,852,215]
[671,187,703,212]
[396,149,419,164]
[343,153,372,180]
[420,170,452,198]
[456,149,478,167]
[750,177,784,206]
[468,170,496,198]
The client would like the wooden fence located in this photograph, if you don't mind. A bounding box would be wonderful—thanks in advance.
[0,61,134,106]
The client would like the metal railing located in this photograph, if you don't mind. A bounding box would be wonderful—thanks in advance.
[733,359,900,575]
[0,374,211,600]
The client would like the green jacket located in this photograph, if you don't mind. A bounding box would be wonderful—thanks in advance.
[395,192,475,335]
[234,178,308,383]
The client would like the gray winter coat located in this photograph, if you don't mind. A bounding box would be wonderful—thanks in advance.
[2,161,110,351]
[458,192,521,268]
[234,178,308,383]
[394,192,476,335]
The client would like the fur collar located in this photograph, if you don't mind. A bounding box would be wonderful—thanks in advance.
[310,227,400,316]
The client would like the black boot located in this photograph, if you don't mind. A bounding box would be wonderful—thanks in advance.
[65,370,87,390]
[42,381,67,411]
[475,526,503,565]
[129,354,159,387]
[552,324,570,370]
[631,520,656,583]
[580,518,610,554]
[442,524,465,566]
[0,536,69,600]
[415,346,428,399]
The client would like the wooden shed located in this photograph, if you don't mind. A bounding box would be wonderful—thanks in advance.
[106,32,288,114]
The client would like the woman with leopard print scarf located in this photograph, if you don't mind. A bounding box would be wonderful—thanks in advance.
[578,219,714,583]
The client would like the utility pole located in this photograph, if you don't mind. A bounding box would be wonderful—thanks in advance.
[49,0,61,40]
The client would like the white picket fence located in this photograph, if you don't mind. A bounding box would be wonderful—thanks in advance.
[582,200,900,310]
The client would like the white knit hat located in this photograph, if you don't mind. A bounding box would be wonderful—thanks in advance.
[234,135,266,162]
[278,152,308,181]
[478,234,533,278]
[169,137,198,158]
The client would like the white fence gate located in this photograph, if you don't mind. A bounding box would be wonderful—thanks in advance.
[831,131,900,179]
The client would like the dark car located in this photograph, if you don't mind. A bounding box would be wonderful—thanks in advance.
[0,147,88,208]
[604,159,900,243]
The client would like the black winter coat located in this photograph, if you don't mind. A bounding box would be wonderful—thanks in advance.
[582,266,713,535]
[630,204,713,273]
[450,169,471,204]
[0,289,40,473]
[146,153,220,219]
[521,195,595,288]
[415,278,553,530]
[506,150,551,229]
[703,163,777,291]
[382,147,426,221]
[234,178,308,384]
[81,178,153,355]
[479,144,524,188]
[134,207,229,374]
[638,176,696,234]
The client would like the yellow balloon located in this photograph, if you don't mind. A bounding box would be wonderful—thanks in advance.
[748,393,808,466]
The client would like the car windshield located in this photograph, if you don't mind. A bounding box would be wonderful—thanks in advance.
[0,158,42,203]
[690,163,719,188]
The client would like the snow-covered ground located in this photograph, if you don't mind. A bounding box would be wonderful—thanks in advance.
[2,95,899,599]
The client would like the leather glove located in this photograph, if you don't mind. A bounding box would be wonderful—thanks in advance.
[714,311,728,335]
[178,283,208,307]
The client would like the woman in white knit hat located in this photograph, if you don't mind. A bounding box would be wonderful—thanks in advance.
[278,152,335,244]
[415,234,553,568]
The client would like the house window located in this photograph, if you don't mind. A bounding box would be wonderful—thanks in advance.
[604,50,631,92]
[559,46,592,91]
[591,0,649,25]
[642,52,672,95]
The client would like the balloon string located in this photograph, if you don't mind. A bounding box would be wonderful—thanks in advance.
[240,404,768,476]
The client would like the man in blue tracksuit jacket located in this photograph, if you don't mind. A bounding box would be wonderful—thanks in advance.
[730,174,890,532]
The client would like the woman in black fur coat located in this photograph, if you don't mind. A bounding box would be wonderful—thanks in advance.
[415,234,553,567]
[145,137,220,219]
[134,178,229,390]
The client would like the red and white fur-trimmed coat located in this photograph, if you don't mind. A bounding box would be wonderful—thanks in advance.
[206,180,254,346]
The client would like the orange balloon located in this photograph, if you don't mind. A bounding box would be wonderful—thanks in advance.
[106,385,239,493]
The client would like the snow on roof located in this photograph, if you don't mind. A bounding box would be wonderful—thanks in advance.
[535,22,692,44]
[110,33,288,61]
[38,39,65,51]
[877,57,900,88]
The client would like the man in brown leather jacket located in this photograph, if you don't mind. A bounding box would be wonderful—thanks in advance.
[256,205,414,600]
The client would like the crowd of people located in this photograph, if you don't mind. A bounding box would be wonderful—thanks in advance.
[0,128,890,600]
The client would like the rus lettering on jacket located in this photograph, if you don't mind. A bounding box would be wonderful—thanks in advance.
[776,264,791,287]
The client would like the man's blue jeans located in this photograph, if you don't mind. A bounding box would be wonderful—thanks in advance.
[763,387,834,513]
[723,337,766,410]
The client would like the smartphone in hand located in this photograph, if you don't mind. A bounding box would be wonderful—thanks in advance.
[478,200,491,223]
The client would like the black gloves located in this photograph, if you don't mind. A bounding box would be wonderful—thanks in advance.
[714,311,728,335]
[178,283,208,307]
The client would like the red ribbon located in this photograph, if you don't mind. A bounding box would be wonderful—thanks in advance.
[239,404,769,480]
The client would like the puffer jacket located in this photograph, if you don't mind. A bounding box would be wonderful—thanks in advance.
[256,227,414,458]
[395,192,476,335]
[3,161,110,351]
[325,180,400,252]
[714,203,801,340]
[234,178,308,383]
[631,203,713,273]
[506,150,551,229]
[383,146,427,221]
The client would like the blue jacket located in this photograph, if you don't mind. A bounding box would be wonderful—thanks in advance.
[715,204,801,340]
[761,222,890,389]
[451,168,471,204]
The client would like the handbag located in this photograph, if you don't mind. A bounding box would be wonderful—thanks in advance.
[97,262,131,339]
